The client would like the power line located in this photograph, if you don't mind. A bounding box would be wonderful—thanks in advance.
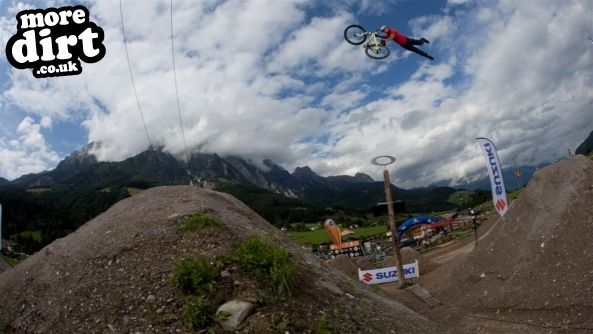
[170,0,190,164]
[119,0,153,149]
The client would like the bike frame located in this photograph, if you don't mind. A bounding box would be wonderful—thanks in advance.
[364,32,383,53]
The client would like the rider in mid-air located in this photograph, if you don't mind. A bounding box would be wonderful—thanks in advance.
[377,25,434,60]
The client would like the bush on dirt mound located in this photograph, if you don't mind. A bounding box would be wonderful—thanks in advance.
[0,186,449,334]
[439,155,593,329]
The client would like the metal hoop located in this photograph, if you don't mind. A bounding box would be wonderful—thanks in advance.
[371,155,396,166]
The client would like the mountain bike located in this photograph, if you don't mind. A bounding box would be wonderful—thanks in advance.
[343,24,390,60]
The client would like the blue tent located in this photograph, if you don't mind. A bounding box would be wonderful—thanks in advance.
[398,216,438,237]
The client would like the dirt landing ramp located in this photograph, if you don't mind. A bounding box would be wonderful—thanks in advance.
[439,155,593,330]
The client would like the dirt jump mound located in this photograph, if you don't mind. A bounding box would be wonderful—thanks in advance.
[0,186,449,334]
[440,155,593,330]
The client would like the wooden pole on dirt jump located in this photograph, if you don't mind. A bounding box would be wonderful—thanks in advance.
[372,155,406,288]
[382,170,406,288]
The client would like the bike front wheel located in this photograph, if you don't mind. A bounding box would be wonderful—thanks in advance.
[344,25,367,45]
[365,43,390,59]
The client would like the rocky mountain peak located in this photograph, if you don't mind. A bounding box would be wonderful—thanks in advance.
[354,172,374,183]
[57,142,98,168]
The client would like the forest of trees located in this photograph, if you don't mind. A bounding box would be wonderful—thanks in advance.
[0,186,129,253]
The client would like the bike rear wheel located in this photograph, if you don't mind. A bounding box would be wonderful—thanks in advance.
[344,25,367,45]
[365,43,390,59]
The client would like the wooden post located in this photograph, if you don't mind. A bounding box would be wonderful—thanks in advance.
[472,212,478,246]
[383,170,405,288]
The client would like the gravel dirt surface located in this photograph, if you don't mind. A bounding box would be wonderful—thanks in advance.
[0,185,452,334]
[335,156,593,334]
[432,155,593,333]
[0,257,9,274]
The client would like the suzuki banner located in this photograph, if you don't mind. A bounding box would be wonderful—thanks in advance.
[476,137,509,216]
[358,261,419,284]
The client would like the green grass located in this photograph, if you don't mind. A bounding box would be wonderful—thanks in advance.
[177,213,223,232]
[508,187,524,200]
[1,255,19,266]
[475,199,494,213]
[287,225,388,245]
[234,237,296,297]
[26,187,51,194]
[447,190,474,207]
[171,257,216,295]
[473,188,524,214]
[182,296,212,329]
[126,187,143,196]
[314,313,332,334]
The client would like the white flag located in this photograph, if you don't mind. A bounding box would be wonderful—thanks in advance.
[476,137,508,216]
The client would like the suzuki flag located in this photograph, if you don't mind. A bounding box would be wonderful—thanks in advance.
[476,137,509,216]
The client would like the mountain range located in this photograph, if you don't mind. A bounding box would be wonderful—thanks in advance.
[7,141,548,208]
[7,144,457,211]
[3,141,569,254]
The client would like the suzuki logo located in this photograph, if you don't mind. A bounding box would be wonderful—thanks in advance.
[363,273,373,282]
[496,199,506,211]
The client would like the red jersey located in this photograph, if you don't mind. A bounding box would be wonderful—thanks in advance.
[386,28,407,45]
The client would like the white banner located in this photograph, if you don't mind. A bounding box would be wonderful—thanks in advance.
[476,137,509,216]
[358,261,419,284]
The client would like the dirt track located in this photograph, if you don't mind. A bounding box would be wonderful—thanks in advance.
[378,155,593,333]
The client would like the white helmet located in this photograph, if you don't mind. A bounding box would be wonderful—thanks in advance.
[380,25,388,31]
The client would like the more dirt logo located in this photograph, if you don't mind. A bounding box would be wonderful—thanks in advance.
[5,5,105,78]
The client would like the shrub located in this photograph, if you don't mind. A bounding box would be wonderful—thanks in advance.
[234,237,296,297]
[314,313,332,334]
[183,296,212,329]
[172,257,215,295]
[178,213,222,232]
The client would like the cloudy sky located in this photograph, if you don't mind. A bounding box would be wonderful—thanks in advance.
[0,0,591,188]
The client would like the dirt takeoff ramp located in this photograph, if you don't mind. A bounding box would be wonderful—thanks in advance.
[0,186,451,333]
[439,155,593,330]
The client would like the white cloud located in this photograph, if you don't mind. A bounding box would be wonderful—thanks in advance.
[447,0,473,5]
[0,116,60,180]
[0,0,591,189]
[294,0,592,188]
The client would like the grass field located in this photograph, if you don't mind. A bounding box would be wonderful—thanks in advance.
[286,225,389,245]
[474,187,524,214]
[126,187,143,196]
[26,187,52,194]
[508,187,524,200]
[448,190,474,207]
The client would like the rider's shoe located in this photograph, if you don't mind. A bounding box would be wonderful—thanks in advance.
[380,39,386,46]
[421,38,430,44]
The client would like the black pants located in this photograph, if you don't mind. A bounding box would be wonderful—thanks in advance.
[402,38,433,60]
